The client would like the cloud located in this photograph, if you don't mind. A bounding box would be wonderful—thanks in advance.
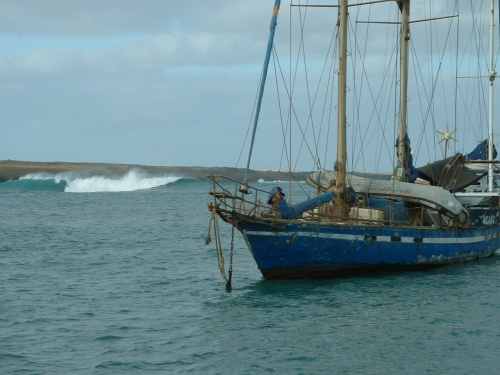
[0,1,270,36]
[0,1,496,172]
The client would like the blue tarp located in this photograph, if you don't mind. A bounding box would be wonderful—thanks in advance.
[268,187,408,222]
[464,139,497,160]
[269,187,356,219]
[403,134,419,182]
[364,198,409,223]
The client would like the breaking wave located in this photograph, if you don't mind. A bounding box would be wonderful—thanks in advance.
[10,169,187,193]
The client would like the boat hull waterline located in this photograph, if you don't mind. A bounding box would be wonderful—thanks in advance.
[237,218,499,279]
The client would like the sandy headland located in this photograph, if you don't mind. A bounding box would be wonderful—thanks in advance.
[0,160,311,182]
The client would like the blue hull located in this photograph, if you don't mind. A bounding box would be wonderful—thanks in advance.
[238,220,500,279]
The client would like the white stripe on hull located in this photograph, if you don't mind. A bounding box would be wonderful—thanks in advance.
[245,230,500,244]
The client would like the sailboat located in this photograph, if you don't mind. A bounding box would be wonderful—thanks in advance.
[207,0,500,283]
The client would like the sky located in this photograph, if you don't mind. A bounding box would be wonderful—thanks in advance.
[0,1,498,171]
[0,1,279,168]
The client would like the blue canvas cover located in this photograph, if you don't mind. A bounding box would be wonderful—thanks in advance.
[364,198,409,223]
[465,139,497,160]
[269,187,356,219]
[402,134,419,182]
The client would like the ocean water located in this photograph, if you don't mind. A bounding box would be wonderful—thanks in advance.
[1,170,500,374]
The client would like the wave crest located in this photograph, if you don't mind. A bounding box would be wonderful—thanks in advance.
[19,169,185,193]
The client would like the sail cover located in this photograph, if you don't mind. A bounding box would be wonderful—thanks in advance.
[464,139,497,160]
[306,172,468,223]
[402,134,419,182]
[417,154,484,192]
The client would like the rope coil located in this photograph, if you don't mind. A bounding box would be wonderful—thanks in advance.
[206,208,235,290]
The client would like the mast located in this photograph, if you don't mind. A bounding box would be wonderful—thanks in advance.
[243,0,281,184]
[333,0,350,216]
[395,0,410,182]
[487,0,496,191]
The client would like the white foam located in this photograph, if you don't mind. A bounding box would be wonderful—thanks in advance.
[22,169,183,193]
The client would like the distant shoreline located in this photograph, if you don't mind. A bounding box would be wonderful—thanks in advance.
[0,160,311,182]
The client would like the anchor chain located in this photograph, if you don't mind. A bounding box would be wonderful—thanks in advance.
[226,221,235,292]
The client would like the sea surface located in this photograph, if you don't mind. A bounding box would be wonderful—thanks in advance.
[1,169,500,374]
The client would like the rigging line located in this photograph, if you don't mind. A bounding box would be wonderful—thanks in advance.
[350,3,367,173]
[456,1,483,143]
[387,5,405,171]
[416,0,432,162]
[476,1,490,83]
[320,31,339,171]
[310,29,337,170]
[288,0,330,172]
[413,6,456,162]
[410,40,432,161]
[271,46,292,174]
[455,57,476,143]
[439,0,457,157]
[350,2,394,174]
[271,29,319,169]
[418,7,455,142]
[288,0,335,173]
[292,0,339,173]
[404,1,456,161]
[349,6,399,173]
[236,73,263,169]
[469,0,490,142]
[270,45,309,197]
[422,0,438,159]
[296,0,323,170]
[457,0,477,144]
[288,0,308,170]
[274,58,319,198]
[322,59,335,172]
[469,0,482,72]
[289,0,306,172]
[301,8,338,171]
[456,0,472,150]
[456,74,480,143]
[371,11,394,175]
[386,3,405,173]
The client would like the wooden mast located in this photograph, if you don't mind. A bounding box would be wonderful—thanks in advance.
[396,0,411,182]
[333,0,350,217]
